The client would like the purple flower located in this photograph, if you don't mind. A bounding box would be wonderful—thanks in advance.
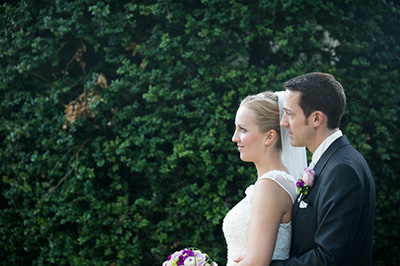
[296,167,316,196]
[183,249,194,257]
[296,180,305,187]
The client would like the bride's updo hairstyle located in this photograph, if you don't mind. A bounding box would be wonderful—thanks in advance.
[239,92,282,150]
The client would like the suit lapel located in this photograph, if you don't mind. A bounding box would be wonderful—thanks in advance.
[292,136,350,221]
[312,135,350,178]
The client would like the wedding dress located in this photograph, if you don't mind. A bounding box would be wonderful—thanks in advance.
[222,170,297,265]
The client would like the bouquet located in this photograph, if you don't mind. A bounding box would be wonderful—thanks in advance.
[162,247,218,266]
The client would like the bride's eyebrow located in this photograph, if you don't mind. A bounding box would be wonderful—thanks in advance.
[235,122,249,128]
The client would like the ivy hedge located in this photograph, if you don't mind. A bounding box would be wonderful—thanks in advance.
[1,0,399,265]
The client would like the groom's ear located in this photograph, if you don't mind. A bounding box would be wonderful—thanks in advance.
[312,111,325,127]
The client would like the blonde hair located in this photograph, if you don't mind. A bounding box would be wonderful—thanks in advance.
[240,91,282,149]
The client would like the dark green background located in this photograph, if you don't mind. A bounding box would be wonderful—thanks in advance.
[1,0,399,265]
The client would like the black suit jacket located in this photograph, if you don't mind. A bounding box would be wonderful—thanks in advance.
[272,136,375,265]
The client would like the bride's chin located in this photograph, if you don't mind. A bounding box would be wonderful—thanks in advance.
[240,156,251,162]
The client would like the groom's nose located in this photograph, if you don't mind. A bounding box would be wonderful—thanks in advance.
[280,113,288,127]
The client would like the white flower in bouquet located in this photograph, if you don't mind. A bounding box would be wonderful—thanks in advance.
[162,247,217,266]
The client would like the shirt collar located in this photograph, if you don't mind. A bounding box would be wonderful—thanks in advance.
[311,130,343,166]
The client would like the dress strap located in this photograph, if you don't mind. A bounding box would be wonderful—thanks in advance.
[257,170,297,203]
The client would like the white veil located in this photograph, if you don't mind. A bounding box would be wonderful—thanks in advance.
[275,91,307,178]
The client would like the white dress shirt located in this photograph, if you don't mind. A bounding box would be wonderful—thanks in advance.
[310,130,343,168]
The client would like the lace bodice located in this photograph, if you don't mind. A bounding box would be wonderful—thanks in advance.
[222,171,297,265]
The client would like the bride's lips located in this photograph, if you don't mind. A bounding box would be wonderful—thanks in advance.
[237,145,245,151]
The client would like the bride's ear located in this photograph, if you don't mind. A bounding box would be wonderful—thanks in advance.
[265,129,278,146]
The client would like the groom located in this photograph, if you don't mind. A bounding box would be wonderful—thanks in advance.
[272,72,376,265]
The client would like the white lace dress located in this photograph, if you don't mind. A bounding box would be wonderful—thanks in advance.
[222,171,297,266]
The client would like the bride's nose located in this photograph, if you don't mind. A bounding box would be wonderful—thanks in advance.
[232,130,239,143]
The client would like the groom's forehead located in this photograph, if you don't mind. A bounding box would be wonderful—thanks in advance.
[284,91,301,107]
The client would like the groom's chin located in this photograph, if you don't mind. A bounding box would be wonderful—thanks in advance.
[290,139,300,147]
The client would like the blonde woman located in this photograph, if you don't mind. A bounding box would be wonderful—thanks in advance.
[223,91,306,265]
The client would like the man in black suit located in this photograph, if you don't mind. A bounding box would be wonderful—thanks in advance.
[272,72,375,265]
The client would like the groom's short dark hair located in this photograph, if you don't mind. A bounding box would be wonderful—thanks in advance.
[283,72,346,129]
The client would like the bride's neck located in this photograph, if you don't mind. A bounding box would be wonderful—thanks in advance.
[255,157,287,179]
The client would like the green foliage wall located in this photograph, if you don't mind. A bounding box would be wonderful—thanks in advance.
[1,0,399,265]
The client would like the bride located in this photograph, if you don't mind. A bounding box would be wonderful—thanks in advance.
[223,91,306,265]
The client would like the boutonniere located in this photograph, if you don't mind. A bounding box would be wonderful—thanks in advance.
[297,168,315,202]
